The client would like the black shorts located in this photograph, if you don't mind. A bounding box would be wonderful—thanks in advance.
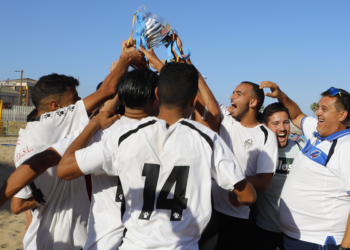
[214,211,255,250]
[254,225,285,250]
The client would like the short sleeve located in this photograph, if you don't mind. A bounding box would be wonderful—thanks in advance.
[14,186,32,199]
[218,103,230,121]
[256,127,278,174]
[51,121,89,156]
[211,134,245,191]
[75,134,118,176]
[300,116,318,140]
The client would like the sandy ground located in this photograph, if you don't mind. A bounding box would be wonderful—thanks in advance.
[0,136,26,250]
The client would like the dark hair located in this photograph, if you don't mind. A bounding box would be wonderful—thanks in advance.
[321,88,350,122]
[26,108,38,121]
[96,81,103,91]
[117,69,158,109]
[31,73,79,109]
[263,102,290,124]
[241,81,265,111]
[158,63,198,109]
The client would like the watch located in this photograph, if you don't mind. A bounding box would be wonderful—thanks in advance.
[339,246,350,250]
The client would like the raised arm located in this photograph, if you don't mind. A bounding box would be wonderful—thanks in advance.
[83,48,145,113]
[260,81,306,129]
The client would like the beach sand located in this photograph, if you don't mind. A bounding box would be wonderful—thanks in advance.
[0,137,26,250]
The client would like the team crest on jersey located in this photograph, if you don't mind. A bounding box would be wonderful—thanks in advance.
[244,139,253,149]
[309,150,321,159]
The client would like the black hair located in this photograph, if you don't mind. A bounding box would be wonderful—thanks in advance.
[26,108,38,121]
[158,63,198,109]
[96,81,103,91]
[31,73,79,109]
[262,102,290,124]
[241,81,265,111]
[321,88,350,122]
[117,69,158,109]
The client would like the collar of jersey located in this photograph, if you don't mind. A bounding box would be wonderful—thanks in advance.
[312,127,350,142]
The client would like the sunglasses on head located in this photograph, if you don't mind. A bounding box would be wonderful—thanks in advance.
[327,87,342,97]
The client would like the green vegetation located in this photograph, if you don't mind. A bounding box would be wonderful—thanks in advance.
[0,121,27,136]
[310,102,318,118]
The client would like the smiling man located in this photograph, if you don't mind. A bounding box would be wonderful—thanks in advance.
[254,102,304,250]
[260,81,350,250]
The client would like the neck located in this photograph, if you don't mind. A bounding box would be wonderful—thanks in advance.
[157,106,186,127]
[322,124,348,137]
[238,111,260,128]
[124,107,150,120]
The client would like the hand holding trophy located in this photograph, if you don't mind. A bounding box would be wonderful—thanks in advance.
[125,5,191,68]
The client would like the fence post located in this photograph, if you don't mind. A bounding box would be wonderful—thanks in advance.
[6,120,9,135]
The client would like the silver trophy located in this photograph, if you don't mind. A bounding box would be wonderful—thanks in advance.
[142,12,171,48]
[130,6,172,50]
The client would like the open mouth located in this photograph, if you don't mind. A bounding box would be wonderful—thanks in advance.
[229,103,237,114]
[317,118,325,126]
[277,132,287,143]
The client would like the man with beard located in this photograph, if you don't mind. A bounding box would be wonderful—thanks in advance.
[260,81,350,250]
[254,102,304,250]
[201,81,278,250]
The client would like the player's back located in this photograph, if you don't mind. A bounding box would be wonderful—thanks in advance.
[104,117,243,250]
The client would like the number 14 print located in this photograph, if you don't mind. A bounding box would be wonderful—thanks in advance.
[139,163,190,221]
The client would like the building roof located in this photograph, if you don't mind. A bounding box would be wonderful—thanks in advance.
[0,86,18,94]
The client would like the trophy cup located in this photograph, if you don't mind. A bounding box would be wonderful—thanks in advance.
[127,6,190,65]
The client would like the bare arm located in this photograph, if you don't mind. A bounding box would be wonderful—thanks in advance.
[195,72,220,132]
[25,210,32,230]
[57,111,118,180]
[83,48,145,114]
[260,81,306,129]
[0,148,61,208]
[11,197,37,215]
[341,212,350,248]
[246,173,273,192]
[232,179,257,206]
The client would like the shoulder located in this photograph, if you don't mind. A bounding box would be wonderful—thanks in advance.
[300,116,317,137]
[177,119,218,150]
[257,124,276,145]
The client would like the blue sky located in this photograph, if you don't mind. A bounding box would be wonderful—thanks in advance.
[1,0,349,116]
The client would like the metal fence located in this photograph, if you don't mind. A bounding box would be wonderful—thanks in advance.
[1,105,35,122]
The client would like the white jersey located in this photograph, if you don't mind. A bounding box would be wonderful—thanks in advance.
[74,117,245,250]
[52,116,139,250]
[14,100,90,250]
[280,117,350,245]
[256,139,303,232]
[212,104,278,219]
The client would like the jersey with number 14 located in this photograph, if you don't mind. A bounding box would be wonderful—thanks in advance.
[75,117,245,250]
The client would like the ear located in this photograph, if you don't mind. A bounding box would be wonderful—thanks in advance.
[338,110,348,123]
[155,87,159,101]
[250,98,258,109]
[191,93,199,108]
[48,99,61,111]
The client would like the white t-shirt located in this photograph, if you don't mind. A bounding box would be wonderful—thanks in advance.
[14,100,90,250]
[212,104,278,219]
[256,139,303,232]
[74,117,245,250]
[280,117,350,245]
[52,116,139,250]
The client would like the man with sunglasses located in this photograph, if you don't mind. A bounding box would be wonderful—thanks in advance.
[260,81,350,250]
